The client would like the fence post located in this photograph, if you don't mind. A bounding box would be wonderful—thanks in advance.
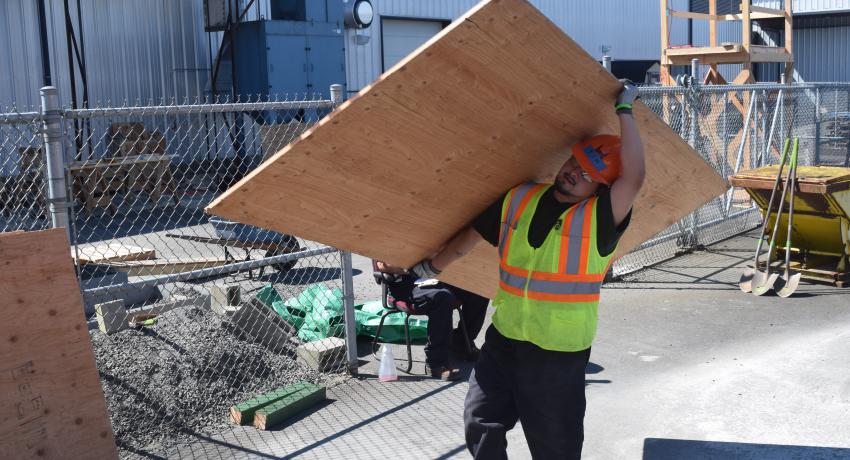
[340,251,358,375]
[39,86,70,240]
[602,55,612,73]
[814,88,821,163]
[330,83,359,375]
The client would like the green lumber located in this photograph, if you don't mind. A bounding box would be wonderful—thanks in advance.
[253,385,327,430]
[230,382,317,425]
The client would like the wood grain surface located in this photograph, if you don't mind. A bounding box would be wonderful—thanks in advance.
[0,229,117,459]
[207,0,728,298]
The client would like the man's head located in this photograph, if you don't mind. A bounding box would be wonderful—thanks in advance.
[553,135,622,201]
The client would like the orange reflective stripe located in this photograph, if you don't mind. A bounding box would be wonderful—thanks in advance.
[530,271,605,283]
[500,262,529,278]
[499,188,516,264]
[500,188,516,223]
[500,262,604,282]
[501,184,546,265]
[499,280,526,298]
[512,184,546,228]
[524,290,600,303]
[579,197,596,274]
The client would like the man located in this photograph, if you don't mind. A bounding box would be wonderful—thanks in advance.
[375,261,489,381]
[407,81,644,458]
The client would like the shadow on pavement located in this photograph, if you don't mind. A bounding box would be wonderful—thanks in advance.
[643,438,850,459]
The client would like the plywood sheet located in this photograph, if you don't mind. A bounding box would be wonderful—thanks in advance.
[75,243,156,264]
[0,229,118,459]
[207,0,728,298]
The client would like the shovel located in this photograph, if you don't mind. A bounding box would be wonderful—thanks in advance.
[776,139,802,297]
[740,138,791,292]
[753,138,798,296]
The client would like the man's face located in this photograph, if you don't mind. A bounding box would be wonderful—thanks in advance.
[554,156,599,201]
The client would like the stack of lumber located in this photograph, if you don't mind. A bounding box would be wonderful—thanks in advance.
[75,243,156,264]
[230,382,326,430]
[107,122,166,157]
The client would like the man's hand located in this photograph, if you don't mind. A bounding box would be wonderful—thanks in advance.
[615,79,640,112]
[409,259,441,279]
[376,260,407,275]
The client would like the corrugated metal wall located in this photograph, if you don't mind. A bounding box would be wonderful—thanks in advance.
[0,0,227,108]
[796,25,850,81]
[1,0,848,107]
[0,0,45,108]
[343,0,479,93]
[344,0,679,93]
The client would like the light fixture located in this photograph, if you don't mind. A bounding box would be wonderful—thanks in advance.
[344,0,374,29]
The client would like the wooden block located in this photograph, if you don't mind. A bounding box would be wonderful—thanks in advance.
[75,243,156,264]
[209,284,242,316]
[0,229,118,459]
[109,122,145,139]
[253,385,326,430]
[229,382,317,425]
[296,337,346,372]
[95,299,128,334]
[206,0,728,298]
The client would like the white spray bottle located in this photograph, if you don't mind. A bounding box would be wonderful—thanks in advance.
[378,344,398,382]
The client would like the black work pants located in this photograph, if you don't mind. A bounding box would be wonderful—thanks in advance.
[464,325,591,459]
[411,282,488,367]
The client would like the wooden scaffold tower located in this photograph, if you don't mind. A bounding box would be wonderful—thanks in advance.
[660,0,794,85]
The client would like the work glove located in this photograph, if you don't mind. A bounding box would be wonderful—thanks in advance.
[409,259,441,279]
[615,79,639,114]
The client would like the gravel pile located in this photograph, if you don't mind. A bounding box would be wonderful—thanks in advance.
[90,303,320,456]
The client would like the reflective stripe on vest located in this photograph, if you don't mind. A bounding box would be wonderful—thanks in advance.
[498,182,547,262]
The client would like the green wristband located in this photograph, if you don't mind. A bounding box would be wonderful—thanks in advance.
[614,103,633,111]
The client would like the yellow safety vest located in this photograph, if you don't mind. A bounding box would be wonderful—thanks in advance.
[492,182,616,352]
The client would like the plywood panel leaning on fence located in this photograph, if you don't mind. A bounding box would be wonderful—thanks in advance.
[206,0,728,298]
[0,229,118,460]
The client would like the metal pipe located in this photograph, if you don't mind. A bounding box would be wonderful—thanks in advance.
[637,83,850,95]
[0,112,42,124]
[65,100,334,119]
[63,0,78,111]
[691,58,700,81]
[725,92,757,214]
[815,87,821,162]
[330,84,344,104]
[602,55,612,73]
[36,0,52,86]
[763,87,783,169]
[340,251,358,375]
[81,246,338,296]
[40,87,71,240]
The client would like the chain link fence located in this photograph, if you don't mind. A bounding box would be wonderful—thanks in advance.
[1,82,848,457]
[614,83,850,278]
[0,107,50,232]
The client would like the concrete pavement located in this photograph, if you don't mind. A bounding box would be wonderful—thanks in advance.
[172,232,850,459]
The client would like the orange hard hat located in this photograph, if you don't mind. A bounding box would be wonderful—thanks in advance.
[570,134,622,185]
